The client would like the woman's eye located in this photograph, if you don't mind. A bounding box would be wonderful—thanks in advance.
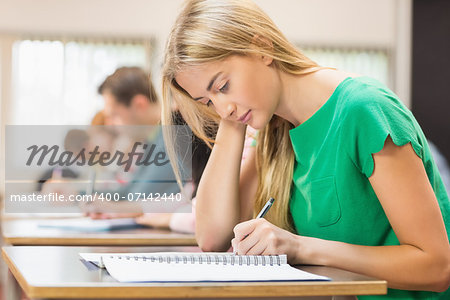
[219,82,229,93]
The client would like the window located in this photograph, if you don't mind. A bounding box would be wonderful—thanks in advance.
[301,46,391,87]
[11,38,152,125]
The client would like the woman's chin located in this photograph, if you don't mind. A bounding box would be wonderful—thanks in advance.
[248,117,270,130]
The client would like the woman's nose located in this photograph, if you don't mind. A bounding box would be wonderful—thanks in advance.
[211,97,236,120]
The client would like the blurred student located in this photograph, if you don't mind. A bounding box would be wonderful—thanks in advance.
[96,66,180,198]
[135,111,214,232]
[39,129,89,195]
[43,67,179,216]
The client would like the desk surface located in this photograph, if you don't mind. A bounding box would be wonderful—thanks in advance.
[2,217,197,246]
[2,246,387,299]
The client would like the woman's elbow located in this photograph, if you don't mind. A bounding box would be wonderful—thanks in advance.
[428,251,450,293]
[195,226,231,252]
[196,234,231,252]
[434,258,450,292]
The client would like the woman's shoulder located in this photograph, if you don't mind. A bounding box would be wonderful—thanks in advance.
[337,76,407,118]
[335,75,420,147]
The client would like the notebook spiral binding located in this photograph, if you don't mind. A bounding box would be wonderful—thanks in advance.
[108,254,285,266]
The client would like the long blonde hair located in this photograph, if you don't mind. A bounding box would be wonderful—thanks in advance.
[162,0,319,232]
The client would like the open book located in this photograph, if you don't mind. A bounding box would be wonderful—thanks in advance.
[79,252,330,282]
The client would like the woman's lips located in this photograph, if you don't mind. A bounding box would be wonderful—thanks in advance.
[237,110,251,123]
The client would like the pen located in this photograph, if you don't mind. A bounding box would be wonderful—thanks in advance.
[233,198,275,254]
[86,168,97,195]
[256,197,275,218]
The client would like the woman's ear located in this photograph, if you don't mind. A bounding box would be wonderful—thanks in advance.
[261,54,273,66]
[252,35,274,66]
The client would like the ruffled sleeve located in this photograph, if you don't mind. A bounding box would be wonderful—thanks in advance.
[342,92,424,178]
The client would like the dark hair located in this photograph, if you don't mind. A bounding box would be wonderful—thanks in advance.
[172,111,215,198]
[98,67,158,106]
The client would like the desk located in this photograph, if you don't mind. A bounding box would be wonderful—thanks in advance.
[2,246,387,299]
[2,218,197,246]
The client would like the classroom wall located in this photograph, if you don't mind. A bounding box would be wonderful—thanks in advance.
[0,0,411,103]
[0,0,396,46]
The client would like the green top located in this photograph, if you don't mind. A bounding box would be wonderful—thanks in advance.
[289,76,449,300]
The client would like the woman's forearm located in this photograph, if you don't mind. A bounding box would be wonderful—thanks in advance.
[299,236,450,292]
[195,120,247,251]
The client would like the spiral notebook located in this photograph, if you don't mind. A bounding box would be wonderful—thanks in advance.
[79,252,330,282]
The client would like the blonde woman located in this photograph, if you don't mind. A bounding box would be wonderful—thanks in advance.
[161,0,450,298]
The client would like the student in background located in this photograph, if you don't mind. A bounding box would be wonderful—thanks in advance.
[96,66,180,198]
[134,111,214,232]
[160,0,449,299]
[85,67,180,219]
[39,129,89,195]
[99,67,161,127]
[86,113,120,193]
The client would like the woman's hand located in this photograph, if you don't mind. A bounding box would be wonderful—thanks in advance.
[135,213,172,229]
[41,178,77,200]
[231,218,304,264]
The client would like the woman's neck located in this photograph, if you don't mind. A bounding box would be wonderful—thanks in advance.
[275,69,350,127]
